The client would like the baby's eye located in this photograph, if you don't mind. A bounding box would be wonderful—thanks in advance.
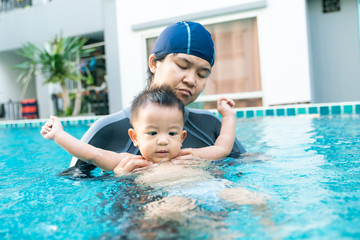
[169,132,177,136]
[148,131,157,136]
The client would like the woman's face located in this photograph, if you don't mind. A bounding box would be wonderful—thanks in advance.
[149,53,212,105]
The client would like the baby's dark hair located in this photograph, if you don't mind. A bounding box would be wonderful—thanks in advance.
[130,85,185,126]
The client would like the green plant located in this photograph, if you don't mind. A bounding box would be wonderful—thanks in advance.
[13,34,94,116]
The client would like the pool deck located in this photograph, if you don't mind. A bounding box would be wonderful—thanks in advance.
[1,101,360,128]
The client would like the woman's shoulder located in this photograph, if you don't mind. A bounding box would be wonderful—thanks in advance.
[186,108,221,123]
[80,107,131,142]
[93,107,130,126]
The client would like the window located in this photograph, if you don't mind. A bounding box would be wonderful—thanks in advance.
[202,18,262,108]
[145,18,262,109]
[322,0,340,13]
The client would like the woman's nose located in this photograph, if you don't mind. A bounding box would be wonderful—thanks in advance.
[183,72,196,87]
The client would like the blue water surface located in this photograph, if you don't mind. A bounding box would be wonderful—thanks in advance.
[0,115,360,239]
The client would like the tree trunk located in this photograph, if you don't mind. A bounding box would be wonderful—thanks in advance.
[72,79,82,116]
[60,82,71,115]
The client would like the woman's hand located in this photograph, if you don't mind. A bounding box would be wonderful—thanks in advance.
[113,152,153,174]
[171,148,202,165]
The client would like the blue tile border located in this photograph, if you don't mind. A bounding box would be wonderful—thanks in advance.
[2,102,360,128]
[0,116,100,129]
[231,101,360,119]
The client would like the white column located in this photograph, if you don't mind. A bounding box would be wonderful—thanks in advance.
[35,73,53,118]
[103,0,123,113]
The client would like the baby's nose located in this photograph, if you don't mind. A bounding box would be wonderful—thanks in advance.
[157,135,169,145]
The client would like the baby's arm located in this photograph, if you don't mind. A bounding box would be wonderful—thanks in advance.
[40,116,150,172]
[179,98,236,160]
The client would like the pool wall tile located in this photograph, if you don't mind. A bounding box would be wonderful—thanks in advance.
[286,108,296,116]
[320,106,330,115]
[265,109,274,116]
[236,111,244,118]
[256,110,264,117]
[331,105,341,115]
[356,105,360,114]
[297,108,306,115]
[343,105,353,114]
[308,107,318,114]
[276,109,285,116]
[246,110,254,118]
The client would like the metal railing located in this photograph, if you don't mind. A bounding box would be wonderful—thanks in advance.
[0,100,22,120]
[0,0,32,13]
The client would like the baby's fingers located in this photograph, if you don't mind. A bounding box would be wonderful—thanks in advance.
[40,127,47,136]
[41,125,50,134]
[219,98,235,108]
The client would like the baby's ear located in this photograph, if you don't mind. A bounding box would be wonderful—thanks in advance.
[128,128,139,147]
[181,130,187,143]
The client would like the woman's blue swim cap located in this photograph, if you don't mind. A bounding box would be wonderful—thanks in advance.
[151,21,215,66]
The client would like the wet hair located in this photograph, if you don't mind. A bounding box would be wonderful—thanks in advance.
[130,85,185,126]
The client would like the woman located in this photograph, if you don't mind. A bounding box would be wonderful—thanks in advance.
[62,21,246,177]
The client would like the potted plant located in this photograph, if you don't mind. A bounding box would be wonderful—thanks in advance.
[13,34,94,116]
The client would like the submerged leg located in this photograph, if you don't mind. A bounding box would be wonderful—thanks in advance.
[218,187,270,205]
[144,196,197,219]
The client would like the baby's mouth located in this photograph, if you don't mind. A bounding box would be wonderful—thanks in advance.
[156,150,168,157]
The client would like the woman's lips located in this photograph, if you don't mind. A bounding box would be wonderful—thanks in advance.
[177,89,192,97]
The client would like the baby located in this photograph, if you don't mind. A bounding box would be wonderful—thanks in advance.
[41,86,269,220]
[40,85,236,173]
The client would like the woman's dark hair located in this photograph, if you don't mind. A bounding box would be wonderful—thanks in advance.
[130,85,185,126]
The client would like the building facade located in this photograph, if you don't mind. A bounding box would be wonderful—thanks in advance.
[0,0,358,118]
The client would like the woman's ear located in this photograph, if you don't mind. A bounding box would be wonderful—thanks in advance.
[181,130,187,144]
[128,128,139,147]
[148,53,157,74]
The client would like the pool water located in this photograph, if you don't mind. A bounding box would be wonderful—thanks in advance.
[1,115,360,239]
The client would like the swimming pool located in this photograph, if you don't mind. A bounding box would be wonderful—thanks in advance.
[1,115,359,239]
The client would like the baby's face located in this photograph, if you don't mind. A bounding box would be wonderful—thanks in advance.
[129,104,186,163]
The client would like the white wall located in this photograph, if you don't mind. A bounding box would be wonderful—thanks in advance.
[307,0,360,103]
[257,0,311,105]
[0,51,36,103]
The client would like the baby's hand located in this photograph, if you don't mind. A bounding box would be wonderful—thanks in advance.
[40,116,64,140]
[217,98,235,118]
